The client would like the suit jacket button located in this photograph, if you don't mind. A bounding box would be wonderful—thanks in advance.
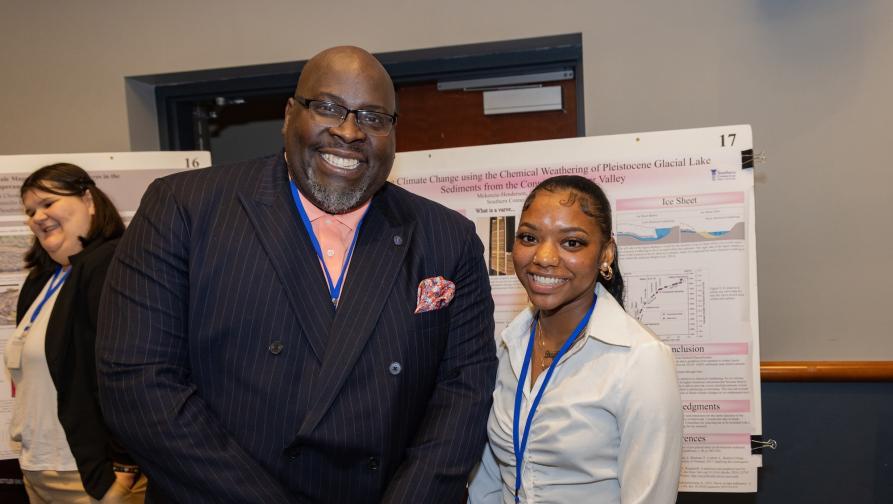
[393,235,403,246]
[388,362,402,375]
[269,341,284,355]
[367,457,379,470]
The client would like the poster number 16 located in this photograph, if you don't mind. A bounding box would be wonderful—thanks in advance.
[720,133,736,147]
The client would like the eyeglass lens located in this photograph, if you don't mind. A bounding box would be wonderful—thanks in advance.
[308,101,394,136]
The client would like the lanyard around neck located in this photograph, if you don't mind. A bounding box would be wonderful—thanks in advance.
[512,295,598,503]
[289,181,368,307]
[25,266,70,331]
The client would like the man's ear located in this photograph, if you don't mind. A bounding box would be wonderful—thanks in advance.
[282,97,296,135]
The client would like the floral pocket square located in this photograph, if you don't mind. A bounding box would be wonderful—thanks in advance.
[414,276,456,314]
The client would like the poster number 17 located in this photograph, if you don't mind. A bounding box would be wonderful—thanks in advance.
[720,133,737,147]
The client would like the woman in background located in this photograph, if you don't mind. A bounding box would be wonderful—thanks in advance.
[4,163,145,503]
[469,175,682,503]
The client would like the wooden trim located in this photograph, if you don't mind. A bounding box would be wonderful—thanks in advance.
[761,361,893,382]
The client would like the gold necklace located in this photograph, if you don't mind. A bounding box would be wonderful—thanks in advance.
[537,318,560,370]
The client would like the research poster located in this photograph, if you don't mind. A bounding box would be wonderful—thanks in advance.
[0,151,210,462]
[391,124,761,492]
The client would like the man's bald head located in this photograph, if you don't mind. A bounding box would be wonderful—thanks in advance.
[296,46,395,113]
[283,46,398,214]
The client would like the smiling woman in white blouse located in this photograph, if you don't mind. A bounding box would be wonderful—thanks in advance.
[468,175,682,504]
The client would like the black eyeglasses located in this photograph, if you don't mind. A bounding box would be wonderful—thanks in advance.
[294,96,397,136]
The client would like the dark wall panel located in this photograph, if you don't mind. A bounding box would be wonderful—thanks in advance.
[679,382,893,504]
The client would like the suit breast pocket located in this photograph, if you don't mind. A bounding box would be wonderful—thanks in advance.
[412,306,450,333]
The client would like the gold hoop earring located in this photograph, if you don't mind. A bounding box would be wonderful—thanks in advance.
[600,262,614,281]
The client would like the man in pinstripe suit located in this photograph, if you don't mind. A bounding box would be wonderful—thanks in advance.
[96,46,497,503]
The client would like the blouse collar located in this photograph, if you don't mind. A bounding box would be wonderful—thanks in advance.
[500,282,636,351]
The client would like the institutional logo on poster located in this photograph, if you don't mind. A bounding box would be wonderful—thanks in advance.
[709,168,737,181]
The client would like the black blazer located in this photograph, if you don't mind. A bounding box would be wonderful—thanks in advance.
[97,154,497,503]
[16,237,128,500]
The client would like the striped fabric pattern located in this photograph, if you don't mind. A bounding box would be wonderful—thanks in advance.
[96,154,497,503]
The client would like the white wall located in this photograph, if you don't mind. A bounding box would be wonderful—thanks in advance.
[1,1,891,359]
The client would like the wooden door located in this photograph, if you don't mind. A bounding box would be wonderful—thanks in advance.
[395,79,578,152]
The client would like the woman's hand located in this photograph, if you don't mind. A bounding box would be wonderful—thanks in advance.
[99,465,142,503]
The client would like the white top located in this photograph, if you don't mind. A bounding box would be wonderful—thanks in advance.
[468,283,682,504]
[5,276,78,471]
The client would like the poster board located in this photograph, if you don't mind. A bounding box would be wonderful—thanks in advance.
[0,151,210,462]
[391,124,761,492]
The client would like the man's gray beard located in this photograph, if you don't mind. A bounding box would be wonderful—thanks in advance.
[305,170,369,214]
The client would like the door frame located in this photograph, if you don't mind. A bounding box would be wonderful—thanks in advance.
[130,33,584,151]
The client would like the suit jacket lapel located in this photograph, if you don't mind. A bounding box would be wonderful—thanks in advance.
[298,186,414,437]
[238,155,334,362]
[43,273,71,373]
[44,238,106,372]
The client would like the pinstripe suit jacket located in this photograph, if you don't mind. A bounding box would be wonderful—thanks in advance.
[96,154,497,503]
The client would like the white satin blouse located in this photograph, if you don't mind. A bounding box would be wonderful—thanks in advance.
[468,283,682,504]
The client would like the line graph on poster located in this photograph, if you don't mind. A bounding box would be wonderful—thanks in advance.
[624,269,706,341]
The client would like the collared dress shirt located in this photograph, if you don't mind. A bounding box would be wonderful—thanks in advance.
[297,190,370,283]
[468,283,683,504]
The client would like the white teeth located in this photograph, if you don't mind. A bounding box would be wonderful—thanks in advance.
[531,274,566,286]
[321,153,360,170]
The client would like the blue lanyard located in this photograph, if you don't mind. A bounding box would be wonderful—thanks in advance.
[24,266,69,332]
[512,295,597,503]
[289,182,368,306]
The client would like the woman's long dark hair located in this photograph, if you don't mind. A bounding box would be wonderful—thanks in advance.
[522,175,625,304]
[21,163,124,276]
